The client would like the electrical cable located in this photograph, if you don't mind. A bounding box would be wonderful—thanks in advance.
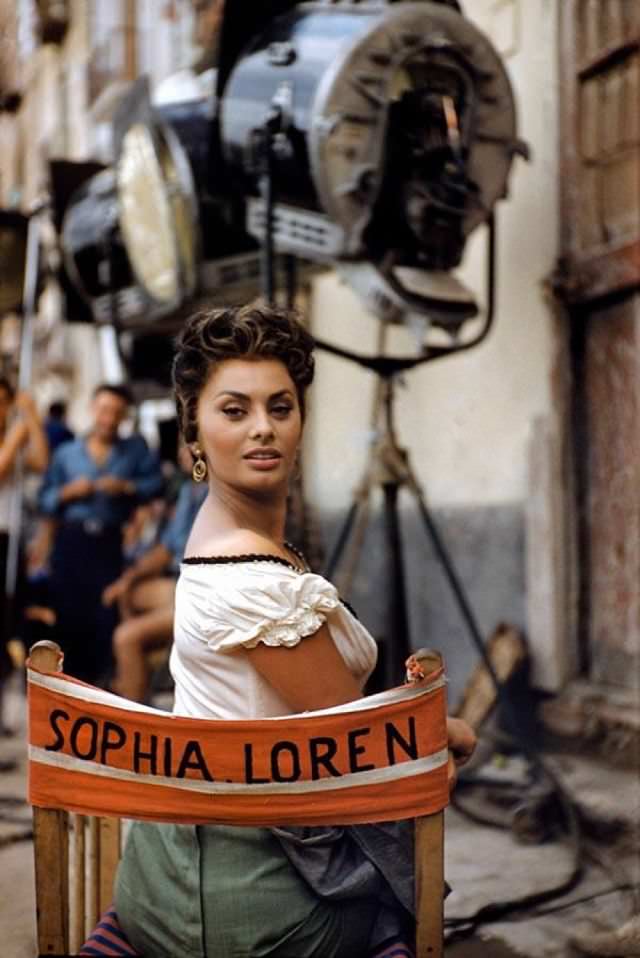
[0,794,30,826]
[446,881,636,940]
[515,883,637,920]
[448,747,636,935]
[0,794,31,846]
[442,714,586,940]
[0,829,32,849]
[444,790,583,943]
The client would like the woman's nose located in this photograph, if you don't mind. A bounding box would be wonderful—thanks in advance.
[249,410,274,440]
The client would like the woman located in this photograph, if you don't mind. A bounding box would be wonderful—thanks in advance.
[115,304,475,957]
[0,381,48,683]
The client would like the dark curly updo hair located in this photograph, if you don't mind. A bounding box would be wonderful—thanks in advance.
[172,303,315,446]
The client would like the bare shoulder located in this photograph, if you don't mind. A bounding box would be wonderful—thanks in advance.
[184,528,287,561]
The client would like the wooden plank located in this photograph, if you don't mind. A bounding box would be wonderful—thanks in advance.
[70,814,86,954]
[29,643,69,954]
[87,815,100,936]
[561,239,640,302]
[559,1,640,302]
[411,649,445,957]
[415,813,444,958]
[456,623,528,725]
[98,818,122,915]
[33,809,69,956]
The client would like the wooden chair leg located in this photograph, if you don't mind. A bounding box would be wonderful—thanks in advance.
[33,807,69,957]
[70,814,86,954]
[86,814,121,937]
[30,642,69,956]
[415,812,444,958]
[87,816,101,936]
[98,817,122,915]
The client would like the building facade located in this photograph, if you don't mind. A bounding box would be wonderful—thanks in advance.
[0,0,638,720]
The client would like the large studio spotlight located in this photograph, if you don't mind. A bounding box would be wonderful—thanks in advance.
[216,0,528,332]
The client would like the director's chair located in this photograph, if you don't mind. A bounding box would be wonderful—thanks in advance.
[28,640,448,958]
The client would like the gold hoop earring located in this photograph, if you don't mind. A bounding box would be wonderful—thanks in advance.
[192,453,207,483]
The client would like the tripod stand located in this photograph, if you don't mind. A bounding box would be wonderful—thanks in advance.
[323,350,491,692]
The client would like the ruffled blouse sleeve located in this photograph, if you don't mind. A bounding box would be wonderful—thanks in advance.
[203,567,341,653]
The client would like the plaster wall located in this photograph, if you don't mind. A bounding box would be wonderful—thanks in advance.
[306,0,560,510]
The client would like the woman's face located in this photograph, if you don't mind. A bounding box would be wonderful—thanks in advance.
[195,358,302,494]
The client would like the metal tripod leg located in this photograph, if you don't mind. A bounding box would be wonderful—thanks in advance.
[382,480,412,687]
[323,371,418,686]
[324,494,369,588]
[323,365,495,692]
[404,461,499,682]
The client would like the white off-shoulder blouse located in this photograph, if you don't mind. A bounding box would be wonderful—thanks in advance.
[169,556,378,720]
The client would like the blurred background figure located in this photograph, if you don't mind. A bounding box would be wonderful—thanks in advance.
[43,400,74,453]
[103,445,206,702]
[37,383,164,686]
[0,380,48,733]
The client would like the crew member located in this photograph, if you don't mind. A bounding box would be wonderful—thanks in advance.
[38,383,164,685]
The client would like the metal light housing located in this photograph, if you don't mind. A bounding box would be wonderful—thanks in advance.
[114,79,200,312]
[216,0,527,329]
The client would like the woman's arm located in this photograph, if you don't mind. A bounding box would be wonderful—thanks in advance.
[246,623,363,713]
[249,629,477,790]
[102,542,173,607]
[0,420,29,480]
[15,392,48,472]
[26,517,57,574]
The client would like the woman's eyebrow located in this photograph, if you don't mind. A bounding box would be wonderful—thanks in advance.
[214,389,294,400]
[214,390,249,400]
[269,390,295,400]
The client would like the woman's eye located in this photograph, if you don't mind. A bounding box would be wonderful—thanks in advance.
[272,404,293,417]
[222,406,245,419]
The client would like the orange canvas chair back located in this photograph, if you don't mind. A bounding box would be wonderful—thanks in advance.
[28,640,448,957]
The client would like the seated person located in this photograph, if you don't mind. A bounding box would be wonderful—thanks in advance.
[103,476,206,702]
[113,303,476,958]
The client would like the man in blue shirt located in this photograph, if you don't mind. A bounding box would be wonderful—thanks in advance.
[38,383,164,685]
[102,477,206,701]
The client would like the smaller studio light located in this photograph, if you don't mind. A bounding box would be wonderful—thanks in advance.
[115,79,200,311]
[60,78,263,330]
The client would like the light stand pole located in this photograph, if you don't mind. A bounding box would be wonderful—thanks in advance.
[255,102,502,690]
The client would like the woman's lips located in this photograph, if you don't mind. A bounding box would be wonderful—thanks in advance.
[244,451,282,470]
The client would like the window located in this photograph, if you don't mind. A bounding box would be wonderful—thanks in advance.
[558,0,640,302]
[87,0,137,107]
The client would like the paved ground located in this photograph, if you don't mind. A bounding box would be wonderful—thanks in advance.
[1,671,638,957]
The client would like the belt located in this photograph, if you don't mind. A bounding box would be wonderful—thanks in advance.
[61,518,121,537]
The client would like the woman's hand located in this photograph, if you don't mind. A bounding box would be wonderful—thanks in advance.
[26,520,56,575]
[94,475,134,496]
[446,716,477,791]
[61,476,94,502]
[102,573,133,608]
[14,391,39,419]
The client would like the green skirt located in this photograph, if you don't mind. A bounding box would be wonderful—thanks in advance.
[115,821,379,958]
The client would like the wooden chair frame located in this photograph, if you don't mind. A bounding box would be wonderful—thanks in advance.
[29,641,445,958]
